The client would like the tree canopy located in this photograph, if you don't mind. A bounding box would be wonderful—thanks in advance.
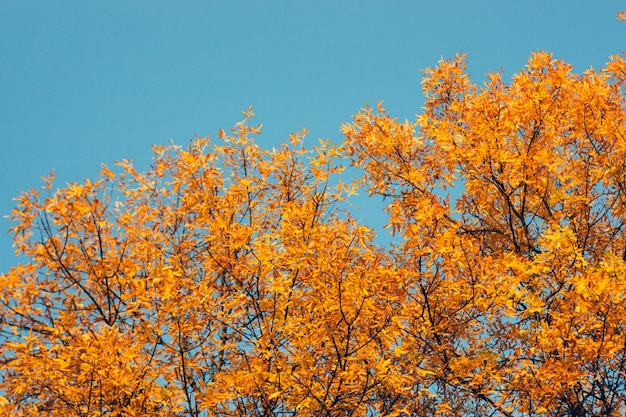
[2,51,626,417]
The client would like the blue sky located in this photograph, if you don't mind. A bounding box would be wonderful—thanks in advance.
[1,1,624,272]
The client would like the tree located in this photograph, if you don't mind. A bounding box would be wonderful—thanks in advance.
[2,51,626,417]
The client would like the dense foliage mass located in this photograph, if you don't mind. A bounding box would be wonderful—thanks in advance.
[3,51,626,417]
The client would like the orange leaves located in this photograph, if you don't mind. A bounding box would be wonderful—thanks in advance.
[340,50,626,417]
[3,107,391,416]
[5,49,626,416]
[342,102,429,198]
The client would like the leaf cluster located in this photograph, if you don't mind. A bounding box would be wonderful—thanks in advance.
[3,52,626,417]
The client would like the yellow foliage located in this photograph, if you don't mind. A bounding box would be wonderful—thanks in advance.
[3,48,626,417]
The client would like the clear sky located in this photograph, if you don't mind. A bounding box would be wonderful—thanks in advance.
[1,1,624,272]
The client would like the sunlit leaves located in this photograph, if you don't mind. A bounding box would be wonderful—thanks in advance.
[3,50,626,417]
[341,51,626,417]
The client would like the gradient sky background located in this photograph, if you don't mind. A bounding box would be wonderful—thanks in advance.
[1,1,625,273]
